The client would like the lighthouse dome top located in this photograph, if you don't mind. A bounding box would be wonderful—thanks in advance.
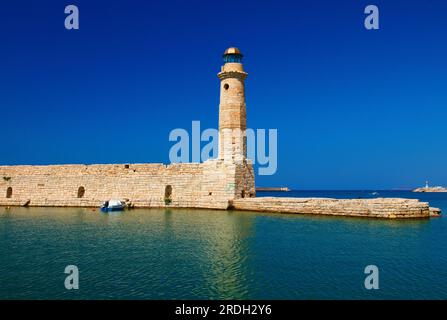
[223,47,243,63]
[224,47,242,55]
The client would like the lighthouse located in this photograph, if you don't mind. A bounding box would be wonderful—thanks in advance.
[217,47,248,162]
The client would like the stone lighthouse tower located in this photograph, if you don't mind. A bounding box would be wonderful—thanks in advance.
[218,47,248,162]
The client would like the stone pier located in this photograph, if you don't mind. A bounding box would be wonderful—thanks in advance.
[232,197,441,219]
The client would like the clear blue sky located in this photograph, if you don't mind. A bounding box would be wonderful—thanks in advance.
[1,0,446,189]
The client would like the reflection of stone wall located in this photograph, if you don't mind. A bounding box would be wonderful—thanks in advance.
[0,160,255,209]
[233,197,439,219]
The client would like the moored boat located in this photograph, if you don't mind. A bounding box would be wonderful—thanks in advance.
[100,199,126,212]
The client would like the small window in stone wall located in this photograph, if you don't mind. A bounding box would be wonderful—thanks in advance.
[241,190,245,198]
[164,185,172,205]
[77,186,85,198]
[224,83,229,90]
[6,187,12,198]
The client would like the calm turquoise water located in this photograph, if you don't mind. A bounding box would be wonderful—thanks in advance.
[1,190,447,300]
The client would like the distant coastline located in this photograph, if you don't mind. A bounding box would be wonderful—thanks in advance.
[256,187,290,192]
[413,186,447,193]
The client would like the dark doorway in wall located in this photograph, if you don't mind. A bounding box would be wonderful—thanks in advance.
[6,187,12,198]
[77,186,85,198]
[164,185,172,205]
[241,190,246,198]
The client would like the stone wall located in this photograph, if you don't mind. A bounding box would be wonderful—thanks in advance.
[0,160,255,209]
[0,160,441,219]
[232,197,438,219]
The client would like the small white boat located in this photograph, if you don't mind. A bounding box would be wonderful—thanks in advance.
[100,199,126,212]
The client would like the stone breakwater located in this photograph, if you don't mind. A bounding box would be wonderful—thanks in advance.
[232,197,441,219]
[413,187,447,193]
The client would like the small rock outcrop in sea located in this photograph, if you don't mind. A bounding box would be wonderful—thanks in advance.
[430,207,442,217]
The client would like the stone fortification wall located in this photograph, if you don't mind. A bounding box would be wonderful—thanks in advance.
[0,160,255,209]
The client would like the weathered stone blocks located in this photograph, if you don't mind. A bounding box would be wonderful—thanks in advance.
[0,160,255,209]
[232,197,435,219]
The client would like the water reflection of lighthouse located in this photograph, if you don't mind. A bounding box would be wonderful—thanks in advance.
[202,212,255,299]
[162,208,256,299]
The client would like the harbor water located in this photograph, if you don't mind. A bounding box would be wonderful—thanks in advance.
[0,190,446,299]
